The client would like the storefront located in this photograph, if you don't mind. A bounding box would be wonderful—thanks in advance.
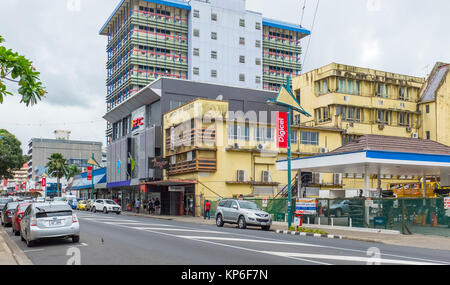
[69,168,107,199]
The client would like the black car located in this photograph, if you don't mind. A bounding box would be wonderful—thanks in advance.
[1,202,19,227]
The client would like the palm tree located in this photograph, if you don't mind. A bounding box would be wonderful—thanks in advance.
[65,165,81,189]
[46,153,69,197]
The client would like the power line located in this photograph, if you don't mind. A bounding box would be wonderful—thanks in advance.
[302,0,320,68]
[0,120,105,127]
[300,0,307,27]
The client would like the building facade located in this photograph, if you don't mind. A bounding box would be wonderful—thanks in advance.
[100,0,310,144]
[27,138,103,188]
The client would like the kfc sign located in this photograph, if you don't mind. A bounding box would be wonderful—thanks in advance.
[132,117,144,131]
[131,106,146,134]
[277,112,288,148]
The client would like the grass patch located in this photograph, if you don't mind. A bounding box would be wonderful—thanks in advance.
[288,226,328,235]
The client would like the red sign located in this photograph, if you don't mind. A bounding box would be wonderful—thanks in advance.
[42,177,46,187]
[140,184,147,194]
[132,117,144,131]
[276,112,288,148]
[87,166,93,181]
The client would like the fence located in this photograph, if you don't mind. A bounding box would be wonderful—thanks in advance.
[206,197,450,236]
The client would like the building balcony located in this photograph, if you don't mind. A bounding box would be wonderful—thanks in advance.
[166,128,216,153]
[168,157,217,176]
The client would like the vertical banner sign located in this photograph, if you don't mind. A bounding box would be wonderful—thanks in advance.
[42,177,46,187]
[444,197,450,209]
[87,166,93,181]
[276,112,288,148]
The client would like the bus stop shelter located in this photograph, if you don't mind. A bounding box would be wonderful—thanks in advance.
[277,135,450,197]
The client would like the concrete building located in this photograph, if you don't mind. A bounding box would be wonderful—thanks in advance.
[27,138,103,188]
[100,0,310,144]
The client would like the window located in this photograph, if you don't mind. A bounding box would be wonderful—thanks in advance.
[211,70,217,78]
[317,79,328,95]
[377,110,391,125]
[291,130,298,144]
[255,76,261,84]
[193,29,200,37]
[399,112,411,127]
[193,48,200,56]
[239,74,245,82]
[399,87,406,100]
[255,22,261,30]
[255,58,261,66]
[255,40,261,48]
[211,32,217,40]
[211,13,217,21]
[239,56,245,63]
[300,132,319,145]
[426,105,430,114]
[193,67,199,75]
[211,51,217,59]
[169,100,185,110]
[239,37,245,45]
[426,131,431,140]
[254,127,274,142]
[377,83,388,98]
[239,18,245,27]
[228,124,250,141]
[193,10,200,18]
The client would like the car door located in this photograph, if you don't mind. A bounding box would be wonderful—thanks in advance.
[221,200,232,221]
[229,201,240,222]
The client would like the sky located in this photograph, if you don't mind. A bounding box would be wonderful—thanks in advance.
[0,0,449,153]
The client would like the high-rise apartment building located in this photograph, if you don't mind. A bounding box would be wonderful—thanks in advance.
[100,0,310,144]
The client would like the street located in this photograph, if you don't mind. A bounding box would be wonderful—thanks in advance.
[4,211,450,265]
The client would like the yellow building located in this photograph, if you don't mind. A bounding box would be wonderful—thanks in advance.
[163,98,342,216]
[291,62,434,193]
[418,62,450,145]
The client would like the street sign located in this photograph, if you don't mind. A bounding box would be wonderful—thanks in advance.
[444,197,450,209]
[87,166,93,181]
[365,199,374,207]
[295,198,317,215]
[276,112,288,148]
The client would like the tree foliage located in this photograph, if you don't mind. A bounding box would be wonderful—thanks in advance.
[0,129,25,179]
[0,35,46,106]
[66,165,81,181]
[46,153,69,196]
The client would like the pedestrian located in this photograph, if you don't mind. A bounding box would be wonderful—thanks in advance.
[148,199,153,215]
[136,199,141,213]
[204,200,211,220]
[154,198,160,215]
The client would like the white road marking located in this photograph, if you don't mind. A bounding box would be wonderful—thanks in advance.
[131,227,231,234]
[23,249,45,253]
[260,251,444,265]
[178,236,323,248]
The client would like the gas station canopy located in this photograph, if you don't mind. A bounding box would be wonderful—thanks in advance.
[277,135,450,179]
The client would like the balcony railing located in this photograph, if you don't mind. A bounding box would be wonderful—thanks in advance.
[168,158,216,175]
[166,128,216,151]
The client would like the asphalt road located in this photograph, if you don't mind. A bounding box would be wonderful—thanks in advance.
[4,211,450,265]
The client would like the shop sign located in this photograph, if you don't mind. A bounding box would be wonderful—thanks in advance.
[295,198,317,215]
[365,199,374,207]
[444,198,450,209]
[132,106,146,134]
[169,186,185,192]
[87,166,93,181]
[42,177,46,187]
[149,157,170,170]
[262,199,268,208]
[276,112,288,148]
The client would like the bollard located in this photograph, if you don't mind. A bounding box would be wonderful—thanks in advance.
[318,217,321,225]
[331,218,334,227]
[349,217,352,228]
[307,217,310,225]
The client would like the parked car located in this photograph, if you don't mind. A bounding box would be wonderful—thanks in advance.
[322,200,351,217]
[76,200,87,211]
[12,203,32,236]
[91,199,121,214]
[0,197,13,214]
[1,202,19,227]
[36,198,45,203]
[215,199,272,231]
[20,203,80,247]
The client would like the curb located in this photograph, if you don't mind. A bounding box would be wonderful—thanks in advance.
[0,228,33,265]
[276,230,342,239]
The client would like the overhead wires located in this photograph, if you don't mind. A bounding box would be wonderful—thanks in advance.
[302,0,320,69]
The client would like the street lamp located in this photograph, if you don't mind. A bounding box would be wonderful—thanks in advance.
[267,76,311,228]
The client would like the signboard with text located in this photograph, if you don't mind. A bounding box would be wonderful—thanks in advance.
[276,112,288,148]
[149,157,170,170]
[132,105,146,134]
[87,166,93,181]
[295,198,317,215]
[444,198,450,209]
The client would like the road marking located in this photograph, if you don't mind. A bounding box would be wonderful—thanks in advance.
[259,251,444,265]
[23,249,45,253]
[131,227,231,234]
[178,236,323,248]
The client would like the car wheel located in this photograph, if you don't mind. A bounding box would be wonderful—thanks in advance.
[103,207,108,214]
[26,237,34,248]
[20,232,25,241]
[335,209,342,217]
[238,216,247,229]
[72,236,80,243]
[261,226,271,231]
[92,207,96,213]
[216,214,224,227]
[116,212,121,215]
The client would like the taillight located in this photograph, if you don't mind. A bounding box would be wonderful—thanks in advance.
[72,214,78,223]
[31,217,37,227]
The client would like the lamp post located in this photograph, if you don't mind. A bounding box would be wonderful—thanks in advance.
[267,76,311,228]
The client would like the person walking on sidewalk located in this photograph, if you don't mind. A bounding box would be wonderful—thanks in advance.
[148,199,153,215]
[154,198,161,215]
[136,199,141,213]
[204,200,211,220]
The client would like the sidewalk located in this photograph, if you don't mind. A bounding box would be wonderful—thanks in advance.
[0,227,32,265]
[122,211,450,251]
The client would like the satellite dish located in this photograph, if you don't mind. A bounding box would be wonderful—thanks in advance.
[216,95,223,101]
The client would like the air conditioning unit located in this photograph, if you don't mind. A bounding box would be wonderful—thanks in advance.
[257,144,266,151]
[261,171,270,183]
[406,127,412,133]
[233,143,241,149]
[237,170,246,182]
[319,148,329,154]
[343,129,349,134]
[378,124,385,130]
[411,133,419,139]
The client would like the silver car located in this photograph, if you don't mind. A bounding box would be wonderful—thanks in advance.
[20,203,80,247]
[215,199,272,231]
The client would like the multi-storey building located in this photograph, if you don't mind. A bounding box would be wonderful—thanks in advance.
[100,0,310,144]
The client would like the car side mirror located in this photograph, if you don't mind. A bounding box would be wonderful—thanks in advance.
[232,205,238,209]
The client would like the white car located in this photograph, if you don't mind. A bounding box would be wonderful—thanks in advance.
[92,199,121,214]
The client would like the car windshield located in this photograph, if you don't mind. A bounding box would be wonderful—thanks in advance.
[7,202,19,210]
[238,201,259,210]
[0,198,13,203]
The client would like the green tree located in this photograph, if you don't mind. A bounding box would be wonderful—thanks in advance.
[66,165,81,181]
[46,153,69,197]
[0,129,25,179]
[0,35,46,106]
